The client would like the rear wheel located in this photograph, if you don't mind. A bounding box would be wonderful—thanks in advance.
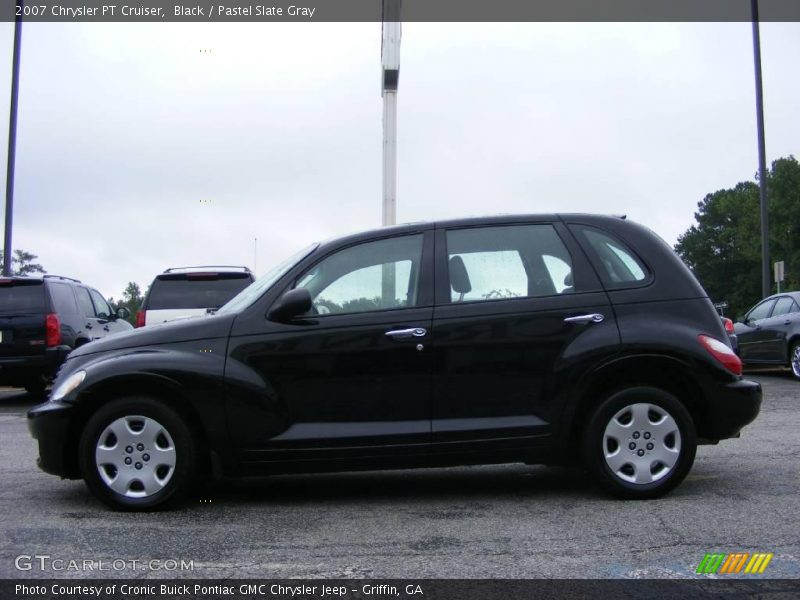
[78,396,196,511]
[583,387,696,499]
[790,341,800,380]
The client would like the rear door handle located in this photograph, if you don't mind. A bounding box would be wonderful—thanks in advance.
[564,313,604,324]
[385,327,427,339]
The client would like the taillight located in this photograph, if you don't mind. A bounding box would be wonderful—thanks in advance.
[135,310,145,328]
[698,334,742,375]
[45,313,61,347]
[721,317,734,334]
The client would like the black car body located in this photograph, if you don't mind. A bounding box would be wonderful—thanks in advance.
[0,275,132,393]
[734,291,800,379]
[28,215,761,509]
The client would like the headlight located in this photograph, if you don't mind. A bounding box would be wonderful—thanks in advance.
[50,370,86,401]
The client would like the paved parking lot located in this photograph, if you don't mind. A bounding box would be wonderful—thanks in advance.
[1,373,798,580]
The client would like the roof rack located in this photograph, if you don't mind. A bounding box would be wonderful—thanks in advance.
[43,274,82,283]
[162,265,252,274]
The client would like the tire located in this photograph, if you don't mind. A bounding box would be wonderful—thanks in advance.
[23,379,47,395]
[583,387,697,500]
[790,341,800,381]
[78,396,196,511]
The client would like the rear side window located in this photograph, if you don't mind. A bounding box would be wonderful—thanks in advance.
[147,274,253,310]
[444,224,574,303]
[75,288,96,317]
[0,281,45,313]
[48,282,78,315]
[771,296,799,317]
[574,226,649,287]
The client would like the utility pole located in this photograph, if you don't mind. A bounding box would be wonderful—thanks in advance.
[3,1,23,276]
[381,0,401,227]
[380,1,401,306]
[751,0,770,298]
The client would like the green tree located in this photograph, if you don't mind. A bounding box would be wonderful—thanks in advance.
[0,249,46,276]
[675,156,800,319]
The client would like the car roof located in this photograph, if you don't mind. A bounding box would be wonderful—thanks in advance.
[317,213,628,250]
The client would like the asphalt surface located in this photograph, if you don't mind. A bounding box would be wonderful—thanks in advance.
[1,373,798,580]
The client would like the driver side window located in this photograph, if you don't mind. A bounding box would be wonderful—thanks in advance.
[295,234,423,316]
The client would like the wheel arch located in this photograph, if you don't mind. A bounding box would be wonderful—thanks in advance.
[566,354,710,447]
[62,374,212,478]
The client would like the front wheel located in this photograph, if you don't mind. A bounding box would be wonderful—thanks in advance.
[78,396,196,511]
[583,387,697,499]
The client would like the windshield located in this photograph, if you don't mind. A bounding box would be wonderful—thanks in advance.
[216,244,318,315]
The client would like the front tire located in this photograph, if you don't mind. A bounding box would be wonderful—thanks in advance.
[78,396,196,511]
[583,387,697,499]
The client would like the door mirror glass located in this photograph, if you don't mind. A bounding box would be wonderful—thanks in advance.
[115,306,131,320]
[268,288,312,322]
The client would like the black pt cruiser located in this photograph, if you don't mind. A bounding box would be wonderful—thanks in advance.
[28,214,762,510]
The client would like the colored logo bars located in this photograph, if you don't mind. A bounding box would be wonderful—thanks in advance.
[696,552,773,574]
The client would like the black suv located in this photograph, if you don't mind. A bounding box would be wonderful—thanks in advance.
[0,275,132,393]
[28,215,761,510]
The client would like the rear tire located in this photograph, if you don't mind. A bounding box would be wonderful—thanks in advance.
[790,341,800,380]
[78,396,196,511]
[583,387,697,499]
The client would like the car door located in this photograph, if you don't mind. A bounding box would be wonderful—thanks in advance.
[225,231,434,464]
[429,221,618,453]
[75,287,105,341]
[737,298,777,362]
[757,296,800,362]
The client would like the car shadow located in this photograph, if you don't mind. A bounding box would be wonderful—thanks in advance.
[187,465,604,508]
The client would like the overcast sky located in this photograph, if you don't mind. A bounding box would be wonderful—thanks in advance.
[0,22,798,300]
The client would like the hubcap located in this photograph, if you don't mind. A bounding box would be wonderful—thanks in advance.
[791,346,800,378]
[602,403,681,485]
[95,416,176,498]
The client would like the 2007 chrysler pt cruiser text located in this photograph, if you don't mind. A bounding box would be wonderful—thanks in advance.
[28,214,762,510]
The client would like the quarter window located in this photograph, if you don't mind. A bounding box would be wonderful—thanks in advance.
[444,224,574,303]
[576,227,648,286]
[295,234,423,315]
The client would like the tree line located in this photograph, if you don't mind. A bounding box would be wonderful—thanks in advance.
[5,156,798,324]
[675,155,800,319]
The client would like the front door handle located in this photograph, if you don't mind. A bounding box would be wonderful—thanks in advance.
[385,327,427,339]
[564,313,604,324]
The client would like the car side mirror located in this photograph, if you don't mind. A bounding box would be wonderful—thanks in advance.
[115,306,131,320]
[268,288,312,323]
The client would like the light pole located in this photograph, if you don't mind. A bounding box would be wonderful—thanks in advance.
[3,1,23,276]
[381,0,401,227]
[380,1,401,305]
[751,0,770,298]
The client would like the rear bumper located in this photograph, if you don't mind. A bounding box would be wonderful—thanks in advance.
[0,345,70,384]
[702,378,762,441]
[27,400,79,478]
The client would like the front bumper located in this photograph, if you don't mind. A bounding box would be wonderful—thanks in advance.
[27,400,80,479]
[701,378,762,441]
